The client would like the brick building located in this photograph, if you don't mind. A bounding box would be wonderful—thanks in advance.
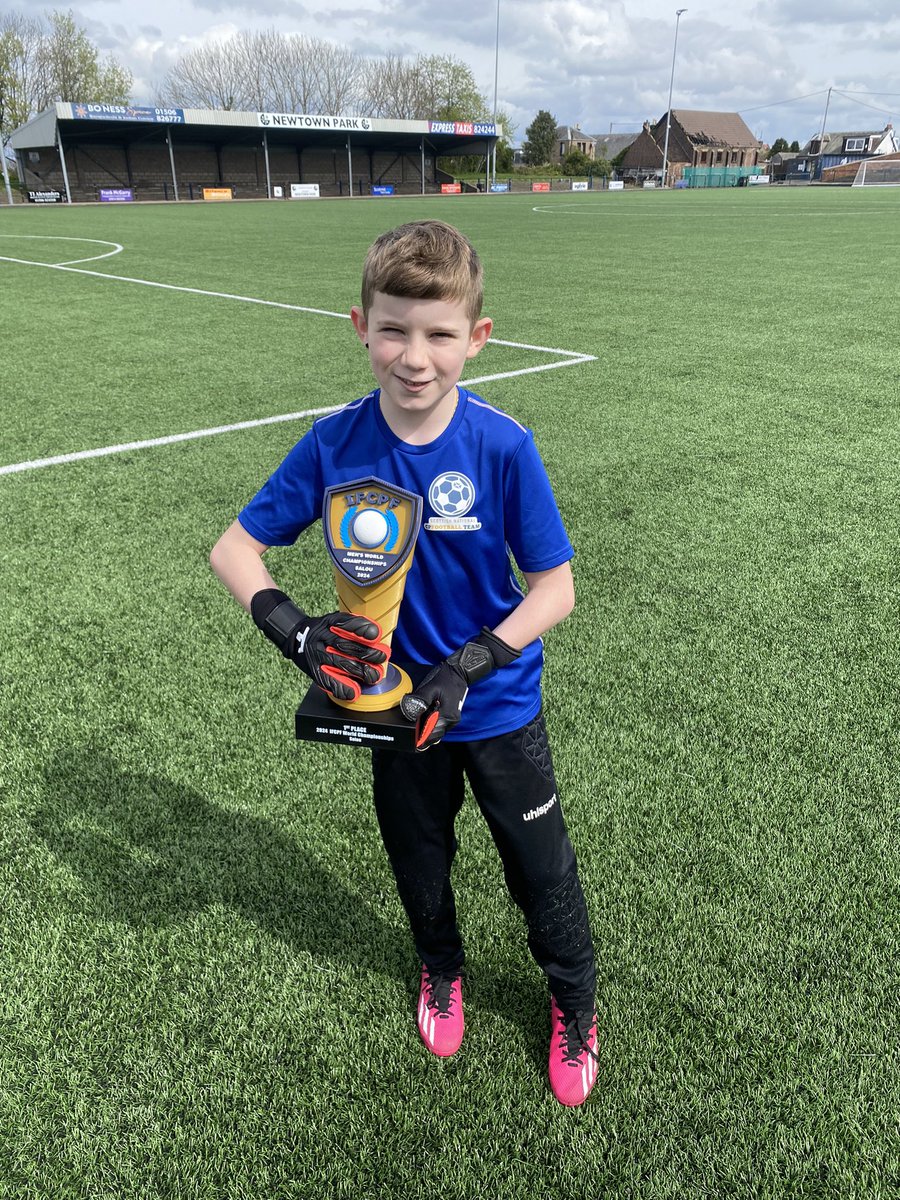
[619,110,761,186]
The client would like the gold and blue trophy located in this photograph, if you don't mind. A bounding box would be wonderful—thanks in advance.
[295,477,423,751]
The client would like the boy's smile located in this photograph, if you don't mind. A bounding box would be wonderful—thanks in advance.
[351,292,491,439]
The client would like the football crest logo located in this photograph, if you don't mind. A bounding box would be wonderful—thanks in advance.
[425,472,481,531]
[323,479,421,585]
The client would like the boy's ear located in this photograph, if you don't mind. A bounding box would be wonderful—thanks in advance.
[466,317,493,359]
[350,306,368,344]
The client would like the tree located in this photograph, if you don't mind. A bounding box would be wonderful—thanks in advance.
[561,148,592,176]
[158,30,365,114]
[359,52,505,176]
[160,37,252,110]
[522,110,557,166]
[789,140,800,152]
[309,39,363,114]
[360,53,490,123]
[1,8,130,141]
[495,138,514,172]
[592,155,611,179]
[37,11,130,110]
[767,136,789,158]
[609,146,629,174]
[1,13,44,140]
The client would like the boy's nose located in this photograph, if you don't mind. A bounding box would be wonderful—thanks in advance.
[400,337,429,370]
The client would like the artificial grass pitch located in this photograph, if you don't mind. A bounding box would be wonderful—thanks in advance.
[2,187,900,1197]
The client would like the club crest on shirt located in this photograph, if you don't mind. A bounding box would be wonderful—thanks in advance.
[424,472,482,532]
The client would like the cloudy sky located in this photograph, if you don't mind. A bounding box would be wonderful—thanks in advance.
[53,0,900,145]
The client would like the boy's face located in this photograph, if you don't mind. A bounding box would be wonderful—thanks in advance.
[351,292,491,426]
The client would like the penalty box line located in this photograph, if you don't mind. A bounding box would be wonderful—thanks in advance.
[0,258,596,478]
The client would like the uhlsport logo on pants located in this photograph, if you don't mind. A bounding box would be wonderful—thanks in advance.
[523,793,557,822]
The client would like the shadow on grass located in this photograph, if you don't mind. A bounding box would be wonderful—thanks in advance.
[32,748,407,979]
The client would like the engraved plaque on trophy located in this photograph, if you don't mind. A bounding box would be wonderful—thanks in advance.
[295,476,423,752]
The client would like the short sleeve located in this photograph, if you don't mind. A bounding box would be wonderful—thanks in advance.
[237,429,323,546]
[503,431,574,573]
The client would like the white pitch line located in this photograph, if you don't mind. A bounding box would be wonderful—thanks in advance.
[1,253,597,477]
[0,234,124,267]
[0,350,598,476]
[0,255,351,318]
[489,336,593,358]
[466,356,595,386]
[0,407,343,476]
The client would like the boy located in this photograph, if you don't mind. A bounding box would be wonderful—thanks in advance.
[209,220,598,1107]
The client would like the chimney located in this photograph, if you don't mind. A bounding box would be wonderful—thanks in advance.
[643,120,651,134]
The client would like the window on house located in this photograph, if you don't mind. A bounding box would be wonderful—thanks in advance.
[716,150,724,163]
[560,143,565,157]
[845,137,866,152]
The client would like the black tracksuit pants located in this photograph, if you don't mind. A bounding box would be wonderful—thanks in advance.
[371,713,596,1011]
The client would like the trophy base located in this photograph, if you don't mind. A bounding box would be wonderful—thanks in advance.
[329,662,412,712]
[295,663,421,753]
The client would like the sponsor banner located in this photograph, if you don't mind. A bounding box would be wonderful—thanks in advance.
[429,120,497,136]
[441,183,462,194]
[571,180,589,191]
[260,112,373,132]
[748,174,770,185]
[272,185,283,198]
[489,183,509,192]
[99,188,134,202]
[372,184,395,195]
[291,183,320,199]
[203,187,233,201]
[72,103,184,124]
[531,181,550,192]
[27,189,62,203]
[256,113,495,136]
[643,180,657,189]
[609,180,625,190]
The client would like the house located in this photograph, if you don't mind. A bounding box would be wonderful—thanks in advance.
[593,132,641,164]
[552,128,641,168]
[553,125,597,164]
[792,124,898,181]
[767,151,802,183]
[618,110,761,185]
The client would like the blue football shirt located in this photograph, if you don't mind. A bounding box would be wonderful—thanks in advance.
[239,387,574,740]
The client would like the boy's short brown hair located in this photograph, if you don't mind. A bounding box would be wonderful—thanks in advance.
[360,220,484,325]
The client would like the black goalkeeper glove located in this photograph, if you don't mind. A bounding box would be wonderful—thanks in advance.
[250,589,389,702]
[399,627,521,750]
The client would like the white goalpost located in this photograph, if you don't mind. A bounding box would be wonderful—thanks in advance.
[852,158,900,187]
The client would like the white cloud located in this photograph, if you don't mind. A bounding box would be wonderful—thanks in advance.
[57,0,900,145]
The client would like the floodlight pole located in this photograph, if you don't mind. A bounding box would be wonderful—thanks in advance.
[56,124,73,204]
[1,139,13,205]
[661,8,687,188]
[491,0,501,186]
[816,86,832,179]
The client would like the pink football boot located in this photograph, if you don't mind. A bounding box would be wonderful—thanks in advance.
[417,967,464,1057]
[548,996,599,1106]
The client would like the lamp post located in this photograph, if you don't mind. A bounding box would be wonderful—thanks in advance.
[491,0,501,185]
[1,142,13,205]
[660,8,687,188]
